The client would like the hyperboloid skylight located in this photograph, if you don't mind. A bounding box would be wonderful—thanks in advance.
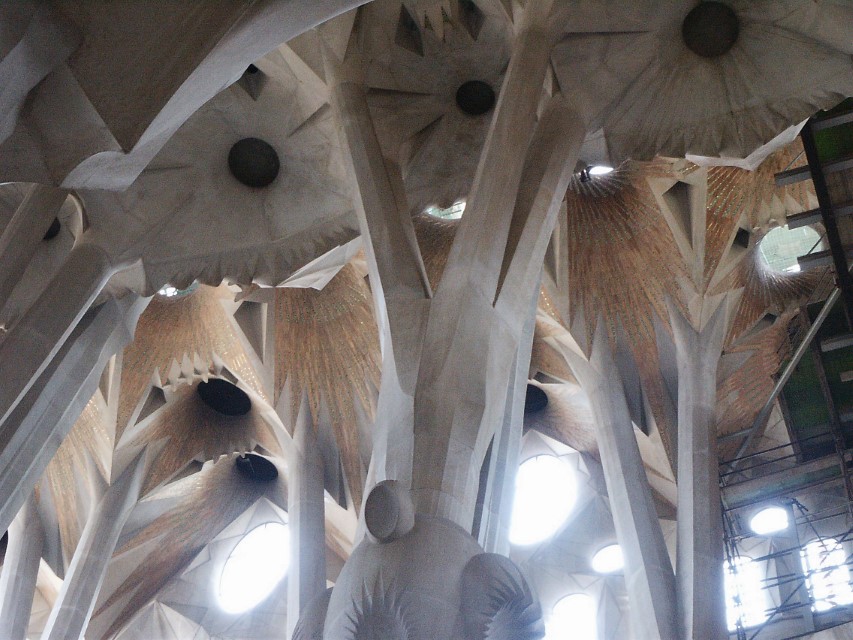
[758,225,822,274]
[591,544,624,574]
[749,506,789,536]
[218,522,291,614]
[509,454,576,546]
[425,200,466,219]
[801,538,853,612]
[547,593,597,640]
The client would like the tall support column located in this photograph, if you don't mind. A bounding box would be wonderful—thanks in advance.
[768,504,814,635]
[41,449,149,640]
[287,396,327,640]
[670,306,728,640]
[477,278,540,555]
[563,324,678,640]
[0,294,147,534]
[0,184,68,311]
[0,493,45,640]
[0,241,120,429]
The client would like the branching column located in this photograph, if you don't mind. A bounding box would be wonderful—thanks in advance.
[0,493,44,640]
[0,184,68,312]
[563,325,678,640]
[0,241,121,429]
[42,449,149,640]
[287,396,327,639]
[0,294,147,534]
[670,306,728,640]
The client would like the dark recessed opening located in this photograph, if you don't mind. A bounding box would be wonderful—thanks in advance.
[197,379,252,416]
[456,80,496,116]
[228,137,280,188]
[43,218,61,241]
[682,2,740,58]
[524,384,548,415]
[235,453,279,482]
[246,64,260,75]
[734,228,751,249]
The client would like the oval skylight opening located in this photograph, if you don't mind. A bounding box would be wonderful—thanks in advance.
[758,225,822,274]
[425,200,466,220]
[591,544,624,574]
[219,522,290,614]
[156,282,198,299]
[509,455,576,546]
[749,506,789,535]
[588,165,614,176]
[548,593,596,640]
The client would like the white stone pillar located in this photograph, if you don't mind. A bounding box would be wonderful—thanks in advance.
[0,493,44,640]
[41,449,149,640]
[0,241,119,429]
[0,184,68,310]
[670,307,728,640]
[564,325,678,640]
[287,397,327,639]
[0,294,147,534]
[477,279,540,555]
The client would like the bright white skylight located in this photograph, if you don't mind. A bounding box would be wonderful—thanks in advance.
[509,455,576,546]
[750,507,790,536]
[219,522,290,614]
[801,538,853,612]
[591,544,624,574]
[588,165,614,176]
[725,556,769,631]
[156,282,198,299]
[547,593,596,640]
[758,225,822,274]
[425,200,466,219]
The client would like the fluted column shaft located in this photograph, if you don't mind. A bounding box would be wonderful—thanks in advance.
[0,493,44,640]
[41,450,148,640]
[287,398,327,639]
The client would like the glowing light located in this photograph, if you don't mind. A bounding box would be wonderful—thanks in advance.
[588,165,614,176]
[591,544,624,574]
[725,557,769,630]
[219,522,290,614]
[749,507,789,536]
[509,455,576,546]
[801,538,853,612]
[156,282,198,299]
[547,594,596,640]
[425,201,466,220]
[759,225,822,274]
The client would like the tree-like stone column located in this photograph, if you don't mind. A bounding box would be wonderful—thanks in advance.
[41,449,150,640]
[562,324,678,640]
[0,184,68,311]
[0,294,147,534]
[0,493,45,640]
[669,306,728,640]
[286,396,327,639]
[0,241,121,429]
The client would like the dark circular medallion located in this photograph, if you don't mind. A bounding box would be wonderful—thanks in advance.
[43,218,61,241]
[456,80,496,116]
[235,453,279,482]
[682,2,740,58]
[524,384,548,415]
[228,137,280,188]
[197,379,252,416]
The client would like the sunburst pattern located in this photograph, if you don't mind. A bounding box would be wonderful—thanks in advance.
[360,0,511,213]
[121,378,283,495]
[117,285,264,440]
[274,264,381,506]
